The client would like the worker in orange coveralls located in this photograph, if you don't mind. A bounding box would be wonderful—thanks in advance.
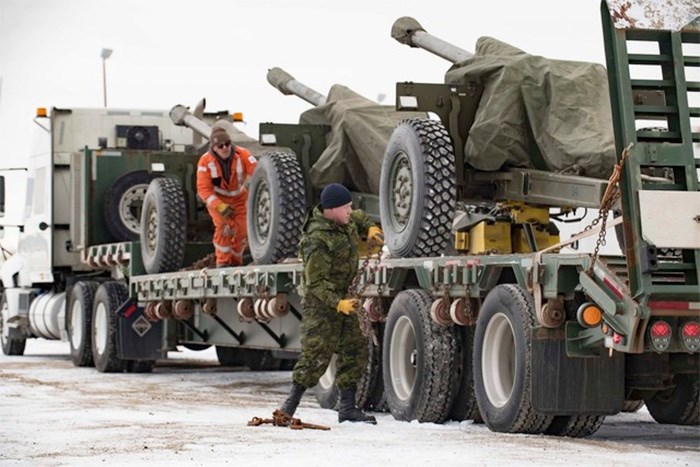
[197,126,257,267]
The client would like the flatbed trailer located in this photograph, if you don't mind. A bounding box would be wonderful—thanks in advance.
[1,0,697,438]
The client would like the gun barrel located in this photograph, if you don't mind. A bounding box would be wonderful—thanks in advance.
[170,104,212,140]
[267,67,327,106]
[170,104,256,144]
[391,17,473,64]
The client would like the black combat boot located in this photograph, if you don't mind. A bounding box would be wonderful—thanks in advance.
[338,388,377,424]
[280,383,306,417]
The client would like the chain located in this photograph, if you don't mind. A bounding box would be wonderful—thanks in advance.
[347,253,373,298]
[247,409,330,431]
[355,257,377,339]
[582,143,632,276]
[347,238,383,338]
[441,283,452,308]
[375,280,385,321]
[463,282,476,326]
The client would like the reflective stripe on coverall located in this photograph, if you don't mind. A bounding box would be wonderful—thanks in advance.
[196,146,257,265]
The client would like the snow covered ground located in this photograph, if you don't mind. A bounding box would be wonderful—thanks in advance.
[0,339,698,466]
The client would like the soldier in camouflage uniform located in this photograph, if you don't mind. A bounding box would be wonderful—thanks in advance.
[279,183,383,424]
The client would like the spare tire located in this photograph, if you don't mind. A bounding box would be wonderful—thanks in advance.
[247,152,306,264]
[140,177,187,274]
[104,170,160,241]
[380,118,456,258]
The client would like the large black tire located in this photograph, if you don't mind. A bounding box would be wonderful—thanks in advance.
[383,289,459,423]
[127,360,155,373]
[216,346,246,367]
[182,343,212,351]
[91,282,128,373]
[448,325,482,422]
[0,293,26,356]
[313,331,387,412]
[140,177,187,274]
[545,415,606,437]
[645,374,700,425]
[473,284,553,434]
[104,170,160,242]
[380,118,456,258]
[622,400,644,413]
[67,281,98,367]
[247,152,306,264]
[356,323,388,412]
[216,346,286,371]
[242,349,283,371]
[315,354,340,409]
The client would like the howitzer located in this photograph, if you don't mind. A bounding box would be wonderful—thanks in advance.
[391,16,473,63]
[170,99,258,147]
[170,98,306,266]
[265,67,424,197]
[380,17,616,258]
[267,67,327,106]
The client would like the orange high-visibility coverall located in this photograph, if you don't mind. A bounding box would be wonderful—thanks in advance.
[196,146,257,266]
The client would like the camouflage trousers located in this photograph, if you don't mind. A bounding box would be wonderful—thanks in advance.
[292,297,368,390]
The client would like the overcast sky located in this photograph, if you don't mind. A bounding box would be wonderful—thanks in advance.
[0,0,616,168]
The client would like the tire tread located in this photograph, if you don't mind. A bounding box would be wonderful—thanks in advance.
[92,282,128,373]
[381,118,456,258]
[248,152,306,264]
[68,281,99,367]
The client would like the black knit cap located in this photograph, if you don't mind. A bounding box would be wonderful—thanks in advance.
[320,183,352,209]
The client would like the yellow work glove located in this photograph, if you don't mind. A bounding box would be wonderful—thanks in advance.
[336,298,360,315]
[368,226,384,246]
[215,203,234,218]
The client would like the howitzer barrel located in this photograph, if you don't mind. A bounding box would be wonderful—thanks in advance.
[391,16,473,64]
[267,67,327,106]
[170,104,212,140]
[170,103,256,143]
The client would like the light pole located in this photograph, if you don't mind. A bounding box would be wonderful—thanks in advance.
[101,48,113,107]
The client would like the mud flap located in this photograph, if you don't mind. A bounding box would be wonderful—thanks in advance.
[531,326,624,415]
[116,298,164,360]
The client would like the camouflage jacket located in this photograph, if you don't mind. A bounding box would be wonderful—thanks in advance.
[299,205,373,309]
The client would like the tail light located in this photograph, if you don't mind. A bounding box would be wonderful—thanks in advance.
[680,321,700,351]
[576,303,603,328]
[649,320,671,351]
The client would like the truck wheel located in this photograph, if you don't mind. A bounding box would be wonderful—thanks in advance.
[380,118,456,258]
[448,325,482,422]
[645,374,699,425]
[140,177,187,274]
[92,282,128,373]
[315,354,340,409]
[356,323,388,412]
[127,360,155,373]
[622,400,644,412]
[473,284,553,434]
[67,281,98,367]
[313,338,385,412]
[183,343,212,351]
[0,293,26,356]
[242,349,282,371]
[104,170,160,241]
[383,289,458,423]
[247,152,306,264]
[545,415,606,437]
[216,346,246,366]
